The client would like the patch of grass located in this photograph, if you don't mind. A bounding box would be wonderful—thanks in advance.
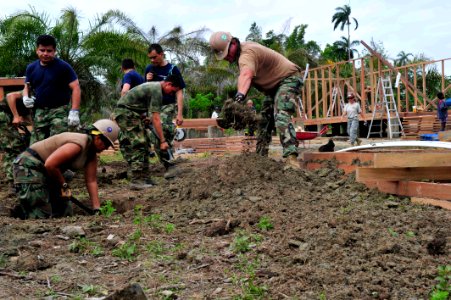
[405,231,416,238]
[99,200,116,218]
[112,229,141,261]
[0,254,7,268]
[257,216,274,231]
[430,265,451,300]
[80,284,104,296]
[387,228,399,237]
[200,151,212,158]
[99,151,124,164]
[164,223,175,234]
[68,237,104,256]
[112,242,137,261]
[50,275,62,283]
[231,232,262,254]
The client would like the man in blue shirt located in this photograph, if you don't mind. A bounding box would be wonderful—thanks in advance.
[121,58,144,96]
[22,34,81,143]
[144,44,186,178]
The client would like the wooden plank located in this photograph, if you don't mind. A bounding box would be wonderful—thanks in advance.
[357,167,451,181]
[302,152,374,165]
[411,197,451,210]
[372,152,451,168]
[360,180,451,203]
[0,77,25,86]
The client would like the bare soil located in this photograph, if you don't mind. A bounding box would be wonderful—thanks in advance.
[0,148,450,299]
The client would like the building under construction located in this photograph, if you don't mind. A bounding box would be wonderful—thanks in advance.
[299,41,451,139]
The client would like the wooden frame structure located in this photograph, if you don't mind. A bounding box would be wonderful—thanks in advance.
[0,77,25,100]
[299,42,451,126]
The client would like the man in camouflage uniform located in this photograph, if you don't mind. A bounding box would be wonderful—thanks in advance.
[0,91,30,184]
[113,75,182,189]
[209,31,304,167]
[23,34,81,144]
[144,44,186,178]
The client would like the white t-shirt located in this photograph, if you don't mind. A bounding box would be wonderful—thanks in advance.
[211,111,219,119]
[344,102,361,119]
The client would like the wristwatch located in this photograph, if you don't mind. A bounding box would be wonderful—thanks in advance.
[62,182,69,189]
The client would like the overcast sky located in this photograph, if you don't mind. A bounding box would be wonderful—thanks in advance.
[3,0,451,67]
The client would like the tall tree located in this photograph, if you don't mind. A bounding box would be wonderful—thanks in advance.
[246,22,262,43]
[395,51,413,67]
[334,36,360,60]
[332,4,358,61]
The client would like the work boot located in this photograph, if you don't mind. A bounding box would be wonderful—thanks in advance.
[129,171,155,190]
[285,154,300,169]
[164,165,180,180]
[356,138,362,146]
[129,178,155,190]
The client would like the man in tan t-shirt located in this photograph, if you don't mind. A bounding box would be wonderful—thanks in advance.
[209,31,303,167]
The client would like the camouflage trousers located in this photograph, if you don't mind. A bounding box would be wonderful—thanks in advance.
[13,151,72,219]
[149,104,177,169]
[256,75,302,157]
[114,108,150,175]
[347,117,360,144]
[30,106,69,144]
[0,113,30,182]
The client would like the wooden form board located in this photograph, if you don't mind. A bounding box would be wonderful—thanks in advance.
[372,152,451,168]
[361,180,451,202]
[302,150,451,209]
[357,167,451,181]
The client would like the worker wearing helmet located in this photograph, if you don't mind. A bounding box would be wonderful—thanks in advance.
[12,119,119,219]
[209,31,303,167]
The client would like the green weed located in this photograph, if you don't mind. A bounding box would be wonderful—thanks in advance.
[111,228,142,261]
[112,242,137,261]
[99,152,124,164]
[80,284,102,296]
[231,232,263,254]
[387,228,399,237]
[405,231,416,238]
[99,200,116,217]
[50,275,62,283]
[164,223,175,234]
[0,254,7,268]
[430,265,451,300]
[68,237,103,256]
[257,216,274,231]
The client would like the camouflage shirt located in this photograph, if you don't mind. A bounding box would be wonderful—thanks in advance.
[116,82,162,114]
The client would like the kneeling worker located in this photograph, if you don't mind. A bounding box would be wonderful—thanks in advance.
[13,119,119,219]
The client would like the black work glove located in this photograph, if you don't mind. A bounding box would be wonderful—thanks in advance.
[234,92,246,103]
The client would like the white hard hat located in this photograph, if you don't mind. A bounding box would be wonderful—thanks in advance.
[92,119,120,146]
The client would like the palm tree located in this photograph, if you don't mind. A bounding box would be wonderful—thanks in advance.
[332,4,358,61]
[395,51,413,67]
[334,36,360,60]
[0,7,152,119]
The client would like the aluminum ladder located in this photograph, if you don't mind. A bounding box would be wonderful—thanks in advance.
[326,86,344,118]
[367,76,404,139]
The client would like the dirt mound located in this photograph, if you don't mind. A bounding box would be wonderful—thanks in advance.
[0,153,449,299]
